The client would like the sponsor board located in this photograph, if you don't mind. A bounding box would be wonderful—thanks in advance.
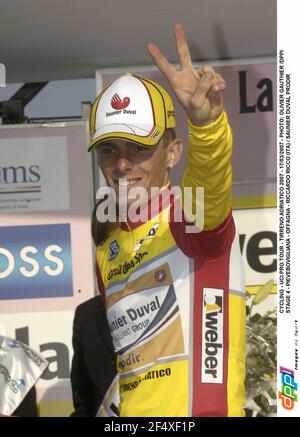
[0,223,73,300]
[0,315,74,417]
[0,310,74,415]
[0,310,73,392]
[0,136,69,213]
[233,207,276,289]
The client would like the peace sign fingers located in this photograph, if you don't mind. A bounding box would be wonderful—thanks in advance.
[174,23,193,69]
[147,42,177,83]
[147,25,225,125]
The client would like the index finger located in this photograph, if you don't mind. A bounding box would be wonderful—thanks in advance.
[174,23,193,69]
[147,43,177,81]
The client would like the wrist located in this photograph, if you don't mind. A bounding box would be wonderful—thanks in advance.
[188,111,225,131]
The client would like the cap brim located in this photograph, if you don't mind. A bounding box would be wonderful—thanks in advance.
[88,123,164,151]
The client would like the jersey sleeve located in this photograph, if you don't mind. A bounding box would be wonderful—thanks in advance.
[180,111,233,231]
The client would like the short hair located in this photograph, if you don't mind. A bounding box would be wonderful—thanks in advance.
[91,198,118,246]
[162,128,176,148]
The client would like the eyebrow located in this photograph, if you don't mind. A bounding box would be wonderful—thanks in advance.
[96,142,117,150]
[96,141,149,153]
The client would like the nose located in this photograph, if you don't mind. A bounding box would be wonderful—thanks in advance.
[116,154,133,173]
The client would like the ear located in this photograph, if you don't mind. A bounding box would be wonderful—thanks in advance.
[166,139,183,169]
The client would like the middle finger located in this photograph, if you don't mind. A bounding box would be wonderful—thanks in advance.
[174,24,193,69]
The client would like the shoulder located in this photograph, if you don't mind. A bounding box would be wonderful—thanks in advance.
[75,295,105,319]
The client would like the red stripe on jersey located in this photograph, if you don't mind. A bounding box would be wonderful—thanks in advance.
[170,210,235,261]
[192,250,230,416]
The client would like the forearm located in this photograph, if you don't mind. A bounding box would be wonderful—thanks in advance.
[181,111,232,230]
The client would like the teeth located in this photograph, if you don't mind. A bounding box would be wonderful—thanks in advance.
[119,179,129,186]
[114,179,140,187]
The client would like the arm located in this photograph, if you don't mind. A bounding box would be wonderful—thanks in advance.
[182,111,232,230]
[70,308,94,417]
[148,24,232,231]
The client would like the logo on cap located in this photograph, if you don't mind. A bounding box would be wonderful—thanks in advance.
[111,93,130,110]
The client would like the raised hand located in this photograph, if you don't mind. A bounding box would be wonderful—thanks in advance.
[147,24,226,126]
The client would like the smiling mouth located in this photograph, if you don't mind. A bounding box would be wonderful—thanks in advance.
[113,178,142,188]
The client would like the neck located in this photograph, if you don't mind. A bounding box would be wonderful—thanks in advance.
[119,183,173,230]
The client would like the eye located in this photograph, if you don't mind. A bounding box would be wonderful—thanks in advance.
[97,145,116,155]
[131,145,149,153]
[136,145,147,152]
